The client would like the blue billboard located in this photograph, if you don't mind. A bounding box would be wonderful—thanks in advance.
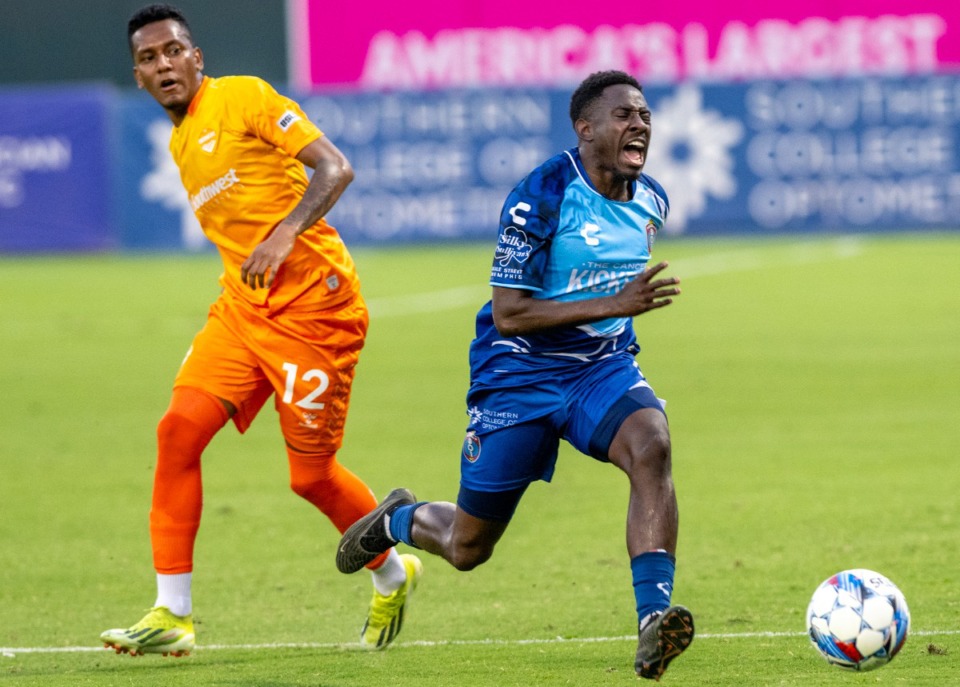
[1,75,958,253]
[0,85,113,252]
[113,93,205,251]
[305,76,960,243]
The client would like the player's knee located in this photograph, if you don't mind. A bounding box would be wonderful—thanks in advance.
[289,466,334,503]
[288,452,341,508]
[634,428,671,476]
[156,408,200,451]
[448,538,496,571]
[289,474,319,501]
[157,388,228,453]
[614,412,672,477]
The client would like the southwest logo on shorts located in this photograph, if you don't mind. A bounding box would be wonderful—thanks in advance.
[462,431,481,463]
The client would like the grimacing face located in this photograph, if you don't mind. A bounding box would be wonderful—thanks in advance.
[131,19,204,122]
[580,83,652,182]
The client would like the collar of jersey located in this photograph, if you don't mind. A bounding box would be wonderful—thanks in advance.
[186,75,211,118]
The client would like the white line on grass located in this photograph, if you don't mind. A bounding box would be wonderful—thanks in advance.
[5,626,957,656]
[365,237,865,318]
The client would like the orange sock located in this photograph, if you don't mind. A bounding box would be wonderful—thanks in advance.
[287,447,390,570]
[151,387,229,574]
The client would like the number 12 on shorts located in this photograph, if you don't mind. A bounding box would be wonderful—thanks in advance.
[281,362,329,409]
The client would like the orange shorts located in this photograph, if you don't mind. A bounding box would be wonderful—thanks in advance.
[174,291,368,453]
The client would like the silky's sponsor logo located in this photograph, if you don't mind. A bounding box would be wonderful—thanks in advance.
[495,226,532,266]
[190,168,240,211]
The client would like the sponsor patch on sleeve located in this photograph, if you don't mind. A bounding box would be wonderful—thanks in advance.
[277,110,302,131]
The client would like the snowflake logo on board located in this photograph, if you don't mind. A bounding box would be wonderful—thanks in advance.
[141,119,205,250]
[643,85,744,232]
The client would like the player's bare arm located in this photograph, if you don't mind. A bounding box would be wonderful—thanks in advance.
[491,261,680,337]
[240,136,354,289]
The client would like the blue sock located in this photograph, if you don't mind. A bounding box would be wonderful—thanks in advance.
[631,550,676,625]
[387,502,426,548]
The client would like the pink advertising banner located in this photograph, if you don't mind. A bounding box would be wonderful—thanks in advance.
[288,0,960,89]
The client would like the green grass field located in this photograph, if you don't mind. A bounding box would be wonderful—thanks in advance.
[2,234,958,686]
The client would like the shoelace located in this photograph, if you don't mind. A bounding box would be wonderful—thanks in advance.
[368,589,405,625]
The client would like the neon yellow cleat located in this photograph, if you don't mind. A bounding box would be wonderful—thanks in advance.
[360,553,423,649]
[100,606,195,657]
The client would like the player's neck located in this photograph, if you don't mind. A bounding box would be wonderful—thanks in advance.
[588,171,633,201]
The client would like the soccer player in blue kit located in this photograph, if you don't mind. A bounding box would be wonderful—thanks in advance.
[337,70,693,679]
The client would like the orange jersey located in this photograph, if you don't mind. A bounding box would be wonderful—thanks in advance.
[169,75,360,313]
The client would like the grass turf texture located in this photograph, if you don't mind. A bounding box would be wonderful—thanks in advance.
[1,234,958,686]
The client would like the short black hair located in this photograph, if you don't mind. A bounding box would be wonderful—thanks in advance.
[569,70,643,126]
[128,4,193,53]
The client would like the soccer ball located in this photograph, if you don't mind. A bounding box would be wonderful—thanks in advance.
[806,569,910,671]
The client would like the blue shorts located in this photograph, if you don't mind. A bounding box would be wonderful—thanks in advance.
[457,353,664,522]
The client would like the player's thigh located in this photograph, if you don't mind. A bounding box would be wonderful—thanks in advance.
[257,299,368,452]
[458,418,561,522]
[174,300,273,431]
[566,357,665,461]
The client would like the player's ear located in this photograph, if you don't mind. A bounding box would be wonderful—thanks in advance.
[575,117,592,142]
[133,67,144,89]
[193,46,204,72]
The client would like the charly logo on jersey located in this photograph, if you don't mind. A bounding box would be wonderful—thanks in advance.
[508,201,531,226]
[495,226,533,266]
[462,431,481,463]
[198,128,217,153]
[645,220,658,253]
[580,222,601,246]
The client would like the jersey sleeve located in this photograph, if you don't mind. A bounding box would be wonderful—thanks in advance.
[232,77,323,159]
[489,154,569,291]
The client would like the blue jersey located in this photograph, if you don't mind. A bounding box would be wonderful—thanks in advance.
[470,147,669,375]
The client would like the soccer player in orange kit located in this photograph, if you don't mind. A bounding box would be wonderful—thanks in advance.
[100,4,421,656]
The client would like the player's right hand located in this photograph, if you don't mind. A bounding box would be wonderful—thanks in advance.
[615,261,681,316]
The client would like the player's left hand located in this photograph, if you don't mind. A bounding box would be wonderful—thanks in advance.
[240,224,297,289]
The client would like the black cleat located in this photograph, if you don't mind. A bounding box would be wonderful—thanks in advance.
[635,605,695,681]
[336,488,416,574]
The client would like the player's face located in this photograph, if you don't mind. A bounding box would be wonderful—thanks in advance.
[131,19,204,123]
[580,84,651,183]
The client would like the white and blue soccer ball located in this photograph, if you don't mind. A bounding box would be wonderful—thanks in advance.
[806,568,910,671]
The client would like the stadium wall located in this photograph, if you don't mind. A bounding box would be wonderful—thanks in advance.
[2,75,960,253]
